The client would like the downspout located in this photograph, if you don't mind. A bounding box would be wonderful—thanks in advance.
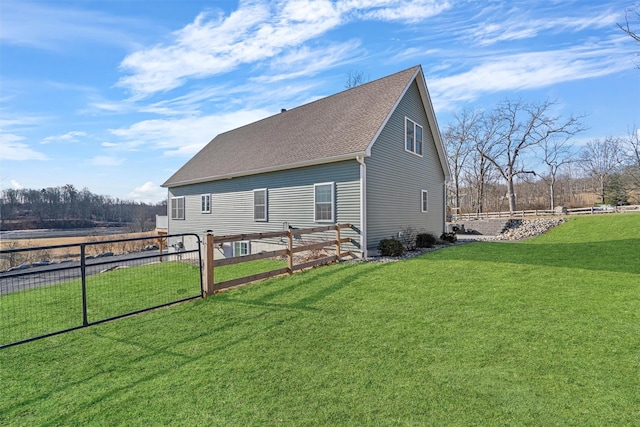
[356,155,368,258]
[443,183,447,234]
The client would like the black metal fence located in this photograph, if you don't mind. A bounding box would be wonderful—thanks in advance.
[0,233,202,348]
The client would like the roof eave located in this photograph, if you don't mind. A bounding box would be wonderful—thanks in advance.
[162,152,368,188]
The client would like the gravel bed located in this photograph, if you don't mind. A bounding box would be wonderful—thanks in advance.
[493,218,566,240]
[353,242,465,263]
[353,218,566,263]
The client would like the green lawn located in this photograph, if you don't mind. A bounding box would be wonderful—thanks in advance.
[1,258,286,346]
[1,214,638,425]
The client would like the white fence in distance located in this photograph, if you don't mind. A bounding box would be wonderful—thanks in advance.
[453,205,640,221]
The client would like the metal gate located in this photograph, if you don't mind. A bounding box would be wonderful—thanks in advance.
[0,233,202,349]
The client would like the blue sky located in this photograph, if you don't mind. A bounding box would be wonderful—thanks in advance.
[1,0,638,203]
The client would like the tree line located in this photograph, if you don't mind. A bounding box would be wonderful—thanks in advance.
[443,99,639,215]
[0,184,166,231]
[444,5,639,215]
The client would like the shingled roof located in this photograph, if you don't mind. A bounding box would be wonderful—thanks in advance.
[163,65,444,188]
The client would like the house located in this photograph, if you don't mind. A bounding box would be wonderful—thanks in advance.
[162,65,450,257]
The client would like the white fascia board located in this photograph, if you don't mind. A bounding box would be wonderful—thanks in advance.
[414,71,452,181]
[363,67,422,157]
[163,152,366,188]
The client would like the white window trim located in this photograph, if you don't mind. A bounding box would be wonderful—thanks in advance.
[201,194,211,214]
[171,196,185,220]
[314,182,335,223]
[421,190,428,213]
[233,241,250,257]
[253,188,268,222]
[405,117,424,157]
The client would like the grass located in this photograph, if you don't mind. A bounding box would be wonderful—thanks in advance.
[1,258,286,346]
[0,214,638,425]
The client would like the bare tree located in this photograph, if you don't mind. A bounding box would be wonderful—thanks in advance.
[463,147,498,214]
[621,126,640,201]
[443,108,480,212]
[479,99,584,213]
[580,137,624,204]
[619,6,640,43]
[539,134,577,210]
[345,70,370,89]
[619,5,640,68]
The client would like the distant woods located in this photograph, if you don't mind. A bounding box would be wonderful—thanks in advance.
[443,99,639,214]
[0,184,166,232]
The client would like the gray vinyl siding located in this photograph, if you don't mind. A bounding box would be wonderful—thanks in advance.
[167,160,361,252]
[366,80,445,252]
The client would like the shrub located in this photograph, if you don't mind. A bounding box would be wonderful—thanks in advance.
[440,232,457,244]
[378,238,405,257]
[416,233,437,248]
[399,226,418,251]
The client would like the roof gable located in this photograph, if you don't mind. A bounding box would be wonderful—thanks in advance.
[163,65,448,187]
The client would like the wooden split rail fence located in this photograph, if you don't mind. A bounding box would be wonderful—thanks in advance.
[202,223,353,295]
[454,205,640,221]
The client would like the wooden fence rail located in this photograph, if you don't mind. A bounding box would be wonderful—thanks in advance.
[454,205,640,221]
[203,223,352,295]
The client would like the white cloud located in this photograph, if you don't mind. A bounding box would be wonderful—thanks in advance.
[430,40,633,109]
[470,10,620,46]
[109,109,272,156]
[0,133,48,161]
[0,115,45,129]
[10,180,23,189]
[89,156,125,166]
[41,131,87,144]
[127,181,165,203]
[254,40,363,83]
[351,0,451,23]
[116,0,450,98]
[0,0,149,50]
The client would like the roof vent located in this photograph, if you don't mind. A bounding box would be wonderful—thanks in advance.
[281,108,287,113]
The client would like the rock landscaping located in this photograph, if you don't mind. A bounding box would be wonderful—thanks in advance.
[359,218,566,263]
[493,218,565,240]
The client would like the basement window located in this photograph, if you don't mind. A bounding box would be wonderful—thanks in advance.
[233,241,250,256]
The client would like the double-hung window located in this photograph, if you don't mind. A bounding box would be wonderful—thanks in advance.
[421,190,428,213]
[253,189,267,221]
[314,182,334,222]
[201,194,211,213]
[171,197,185,220]
[405,117,423,156]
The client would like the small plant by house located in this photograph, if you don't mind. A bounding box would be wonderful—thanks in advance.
[416,232,437,248]
[378,237,405,256]
[398,226,418,251]
[440,232,457,243]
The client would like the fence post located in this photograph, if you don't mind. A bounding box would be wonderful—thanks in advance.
[203,231,215,296]
[287,228,293,274]
[335,225,341,261]
[80,244,88,326]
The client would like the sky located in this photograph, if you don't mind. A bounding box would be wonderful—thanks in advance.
[1,0,639,203]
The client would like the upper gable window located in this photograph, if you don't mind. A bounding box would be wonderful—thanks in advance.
[405,117,423,156]
[201,194,211,214]
[254,189,267,221]
[171,197,185,220]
